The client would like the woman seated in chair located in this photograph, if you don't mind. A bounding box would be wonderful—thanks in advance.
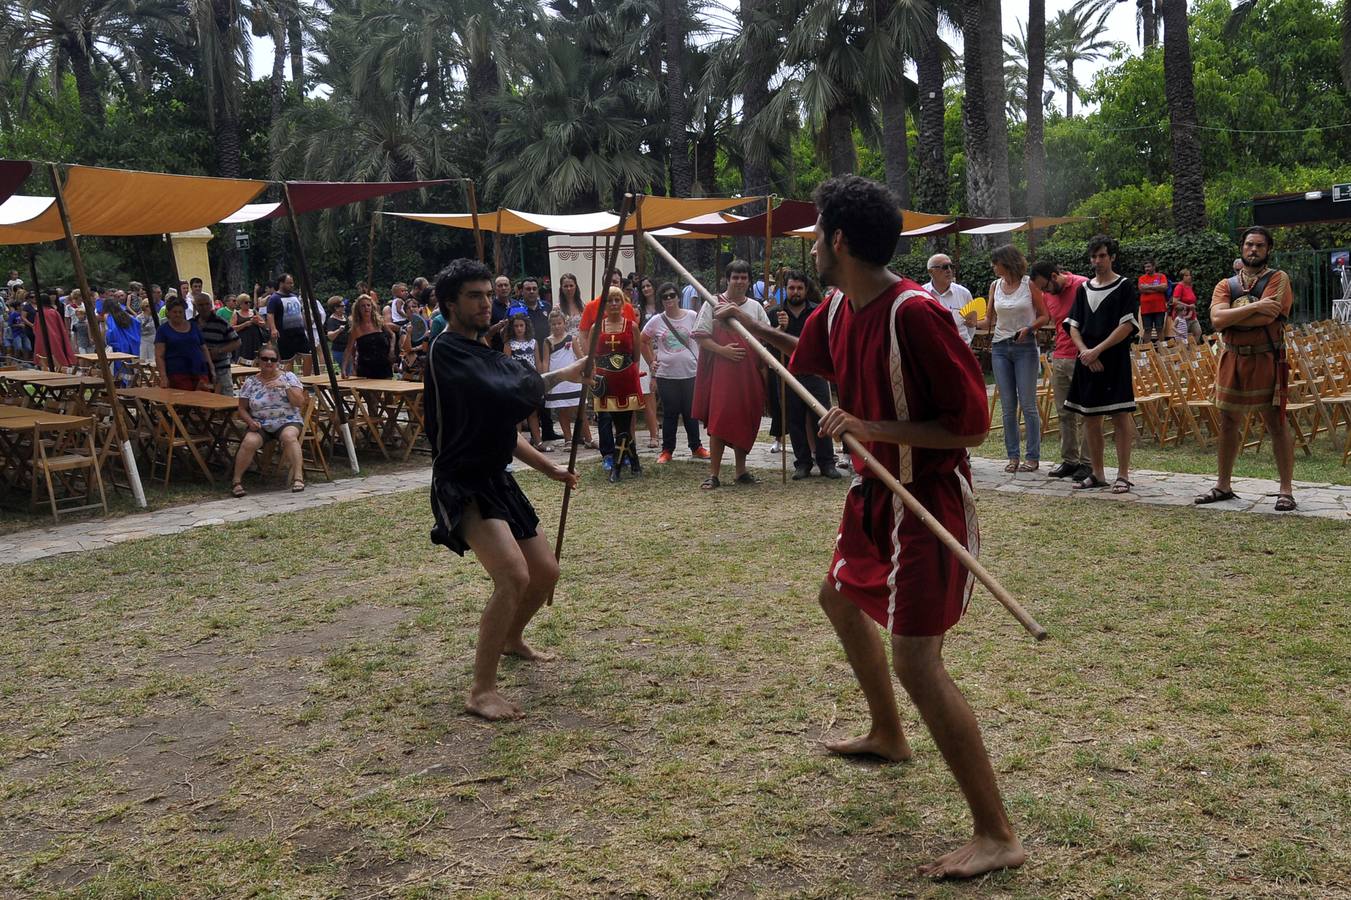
[231,347,306,496]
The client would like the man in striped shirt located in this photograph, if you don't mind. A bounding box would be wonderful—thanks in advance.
[194,293,240,396]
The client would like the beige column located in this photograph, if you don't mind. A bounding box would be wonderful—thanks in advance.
[169,228,215,297]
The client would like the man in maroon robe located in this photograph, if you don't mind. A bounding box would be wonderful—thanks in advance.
[691,259,771,488]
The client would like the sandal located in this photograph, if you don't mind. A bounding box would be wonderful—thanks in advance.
[539,443,554,453]
[735,472,759,485]
[1073,474,1109,490]
[1019,460,1040,473]
[1004,460,1019,473]
[701,475,720,490]
[1193,486,1237,505]
[231,483,246,498]
[1111,477,1134,494]
[291,480,305,493]
[1274,493,1297,512]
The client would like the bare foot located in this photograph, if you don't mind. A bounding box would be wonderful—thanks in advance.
[823,731,913,762]
[917,834,1026,879]
[465,690,524,721]
[503,640,555,662]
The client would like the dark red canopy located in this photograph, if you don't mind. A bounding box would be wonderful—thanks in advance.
[676,199,819,237]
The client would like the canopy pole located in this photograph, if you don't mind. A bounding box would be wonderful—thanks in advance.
[589,234,598,301]
[48,163,146,508]
[764,197,784,484]
[282,182,358,473]
[642,229,1048,642]
[464,180,484,263]
[551,195,637,605]
[800,236,807,270]
[493,210,503,276]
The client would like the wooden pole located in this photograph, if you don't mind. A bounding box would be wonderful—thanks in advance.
[282,182,359,473]
[551,194,636,604]
[642,230,1048,641]
[589,234,598,302]
[493,210,503,276]
[48,163,147,508]
[765,197,784,483]
[464,179,485,263]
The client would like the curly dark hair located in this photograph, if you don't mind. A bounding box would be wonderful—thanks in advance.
[433,258,494,316]
[1087,234,1118,259]
[813,175,902,266]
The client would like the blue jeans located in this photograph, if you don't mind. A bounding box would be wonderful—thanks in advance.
[991,337,1041,461]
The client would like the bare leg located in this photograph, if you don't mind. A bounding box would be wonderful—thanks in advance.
[231,431,263,485]
[1215,410,1243,492]
[708,436,726,480]
[1083,415,1105,480]
[818,580,910,761]
[459,504,530,720]
[1258,408,1294,493]
[558,408,574,442]
[527,412,541,446]
[644,391,659,443]
[280,426,303,484]
[1112,411,1135,480]
[502,534,559,661]
[894,635,1025,879]
[733,448,749,478]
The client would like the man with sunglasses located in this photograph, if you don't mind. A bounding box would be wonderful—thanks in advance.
[922,255,977,346]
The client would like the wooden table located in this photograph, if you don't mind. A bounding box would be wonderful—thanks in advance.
[298,374,386,459]
[344,378,425,461]
[76,352,138,364]
[230,365,261,389]
[0,370,106,413]
[0,408,102,516]
[120,387,241,485]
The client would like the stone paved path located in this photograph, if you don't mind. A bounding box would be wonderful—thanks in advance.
[4,438,1346,566]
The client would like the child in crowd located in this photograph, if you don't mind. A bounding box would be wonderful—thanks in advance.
[72,307,93,354]
[506,313,545,449]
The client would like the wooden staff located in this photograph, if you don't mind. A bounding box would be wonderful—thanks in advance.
[492,209,503,276]
[464,179,484,263]
[283,182,359,473]
[764,196,784,483]
[48,163,148,508]
[549,194,636,605]
[642,230,1048,641]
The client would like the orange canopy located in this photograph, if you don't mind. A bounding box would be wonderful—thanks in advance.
[0,165,267,245]
[390,196,751,236]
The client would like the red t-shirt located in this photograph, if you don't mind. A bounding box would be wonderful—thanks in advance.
[1137,273,1169,314]
[578,295,636,336]
[790,280,988,485]
[1044,273,1088,359]
[1171,282,1197,319]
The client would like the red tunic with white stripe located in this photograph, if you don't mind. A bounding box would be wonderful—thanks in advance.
[790,280,990,636]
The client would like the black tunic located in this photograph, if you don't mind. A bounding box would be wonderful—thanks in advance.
[425,330,547,554]
[1063,276,1139,416]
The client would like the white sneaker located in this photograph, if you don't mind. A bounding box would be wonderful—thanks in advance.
[770,440,782,453]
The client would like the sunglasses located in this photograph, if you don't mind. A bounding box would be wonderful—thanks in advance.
[929,263,954,271]
[662,292,678,299]
[259,357,279,363]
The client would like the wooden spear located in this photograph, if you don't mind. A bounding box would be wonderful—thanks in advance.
[464,179,485,264]
[764,196,784,483]
[548,194,636,605]
[641,230,1048,641]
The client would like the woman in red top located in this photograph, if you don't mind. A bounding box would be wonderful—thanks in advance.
[1169,268,1202,342]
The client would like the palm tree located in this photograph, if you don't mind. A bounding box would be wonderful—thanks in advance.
[874,0,934,209]
[5,0,178,125]
[1161,0,1204,231]
[661,0,697,200]
[1137,0,1160,49]
[913,3,951,217]
[960,0,1011,220]
[1226,0,1351,93]
[484,32,660,212]
[1046,0,1114,117]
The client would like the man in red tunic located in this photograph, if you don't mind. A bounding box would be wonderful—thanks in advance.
[716,175,1024,879]
[691,259,770,488]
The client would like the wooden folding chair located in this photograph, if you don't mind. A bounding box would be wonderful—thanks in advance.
[32,416,107,520]
[1131,346,1175,446]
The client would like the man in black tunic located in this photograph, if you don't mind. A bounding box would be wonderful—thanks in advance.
[426,259,590,721]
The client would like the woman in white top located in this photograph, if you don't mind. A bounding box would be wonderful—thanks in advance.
[986,244,1049,472]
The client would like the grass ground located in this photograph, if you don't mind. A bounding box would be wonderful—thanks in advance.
[984,399,1351,486]
[1,463,1347,898]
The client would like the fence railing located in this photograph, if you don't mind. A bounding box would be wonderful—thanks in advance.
[1273,248,1349,322]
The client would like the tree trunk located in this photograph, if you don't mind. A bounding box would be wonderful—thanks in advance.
[981,0,1012,218]
[1025,0,1047,221]
[1162,0,1206,231]
[212,0,243,293]
[269,22,289,274]
[962,0,1011,228]
[825,105,858,176]
[663,0,692,200]
[287,11,304,89]
[1065,61,1075,117]
[739,0,772,261]
[915,11,947,239]
[881,88,909,206]
[467,55,502,164]
[1140,0,1159,49]
[65,39,105,125]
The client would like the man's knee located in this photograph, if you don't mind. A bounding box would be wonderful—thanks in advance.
[817,579,851,617]
[891,635,944,694]
[532,553,560,591]
[492,561,532,599]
